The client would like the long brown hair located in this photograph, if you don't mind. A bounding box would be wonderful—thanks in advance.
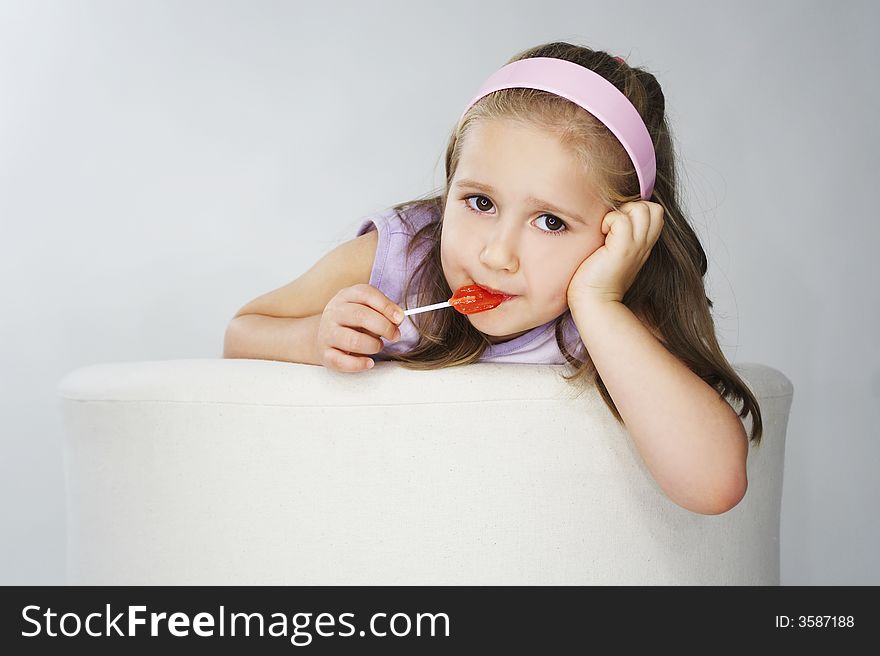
[377,41,763,446]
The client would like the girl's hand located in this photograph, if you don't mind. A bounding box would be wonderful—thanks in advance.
[316,284,404,373]
[567,200,664,306]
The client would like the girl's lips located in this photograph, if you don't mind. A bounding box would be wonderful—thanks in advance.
[475,284,518,300]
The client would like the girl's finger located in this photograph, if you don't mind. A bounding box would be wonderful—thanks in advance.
[332,325,384,357]
[647,208,664,247]
[324,347,375,373]
[338,302,400,342]
[630,204,651,244]
[343,284,405,328]
[603,209,633,242]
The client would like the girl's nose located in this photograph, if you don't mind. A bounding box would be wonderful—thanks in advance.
[479,227,519,273]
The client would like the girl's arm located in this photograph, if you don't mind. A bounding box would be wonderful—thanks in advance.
[224,230,379,364]
[224,313,323,365]
[231,229,378,320]
[570,297,749,515]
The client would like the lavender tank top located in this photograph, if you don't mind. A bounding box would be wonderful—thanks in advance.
[355,202,583,364]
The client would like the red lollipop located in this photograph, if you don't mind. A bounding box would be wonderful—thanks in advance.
[401,284,512,318]
[447,284,506,314]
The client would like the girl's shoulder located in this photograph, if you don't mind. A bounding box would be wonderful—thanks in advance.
[356,200,441,239]
[352,200,441,316]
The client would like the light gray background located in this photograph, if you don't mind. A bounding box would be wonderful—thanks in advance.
[1,0,877,585]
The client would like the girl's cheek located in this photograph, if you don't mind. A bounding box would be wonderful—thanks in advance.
[551,287,569,306]
[443,228,475,265]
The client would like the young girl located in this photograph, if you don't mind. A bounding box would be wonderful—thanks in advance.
[226,41,763,515]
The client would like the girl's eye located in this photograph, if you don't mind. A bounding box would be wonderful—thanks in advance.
[461,195,569,237]
[534,213,568,236]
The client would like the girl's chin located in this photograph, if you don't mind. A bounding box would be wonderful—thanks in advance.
[466,296,520,319]
[466,307,506,322]
[466,307,525,335]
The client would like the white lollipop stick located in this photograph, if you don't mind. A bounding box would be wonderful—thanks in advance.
[403,301,452,317]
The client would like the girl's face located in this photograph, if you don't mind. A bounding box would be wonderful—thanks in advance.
[441,119,609,343]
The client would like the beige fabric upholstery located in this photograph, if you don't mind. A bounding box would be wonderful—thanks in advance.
[57,359,791,585]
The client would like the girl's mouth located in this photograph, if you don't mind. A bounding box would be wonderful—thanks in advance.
[475,284,518,301]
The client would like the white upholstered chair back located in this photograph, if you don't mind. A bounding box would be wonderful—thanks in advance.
[57,359,792,585]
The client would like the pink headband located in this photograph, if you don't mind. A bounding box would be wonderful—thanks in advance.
[458,56,656,200]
